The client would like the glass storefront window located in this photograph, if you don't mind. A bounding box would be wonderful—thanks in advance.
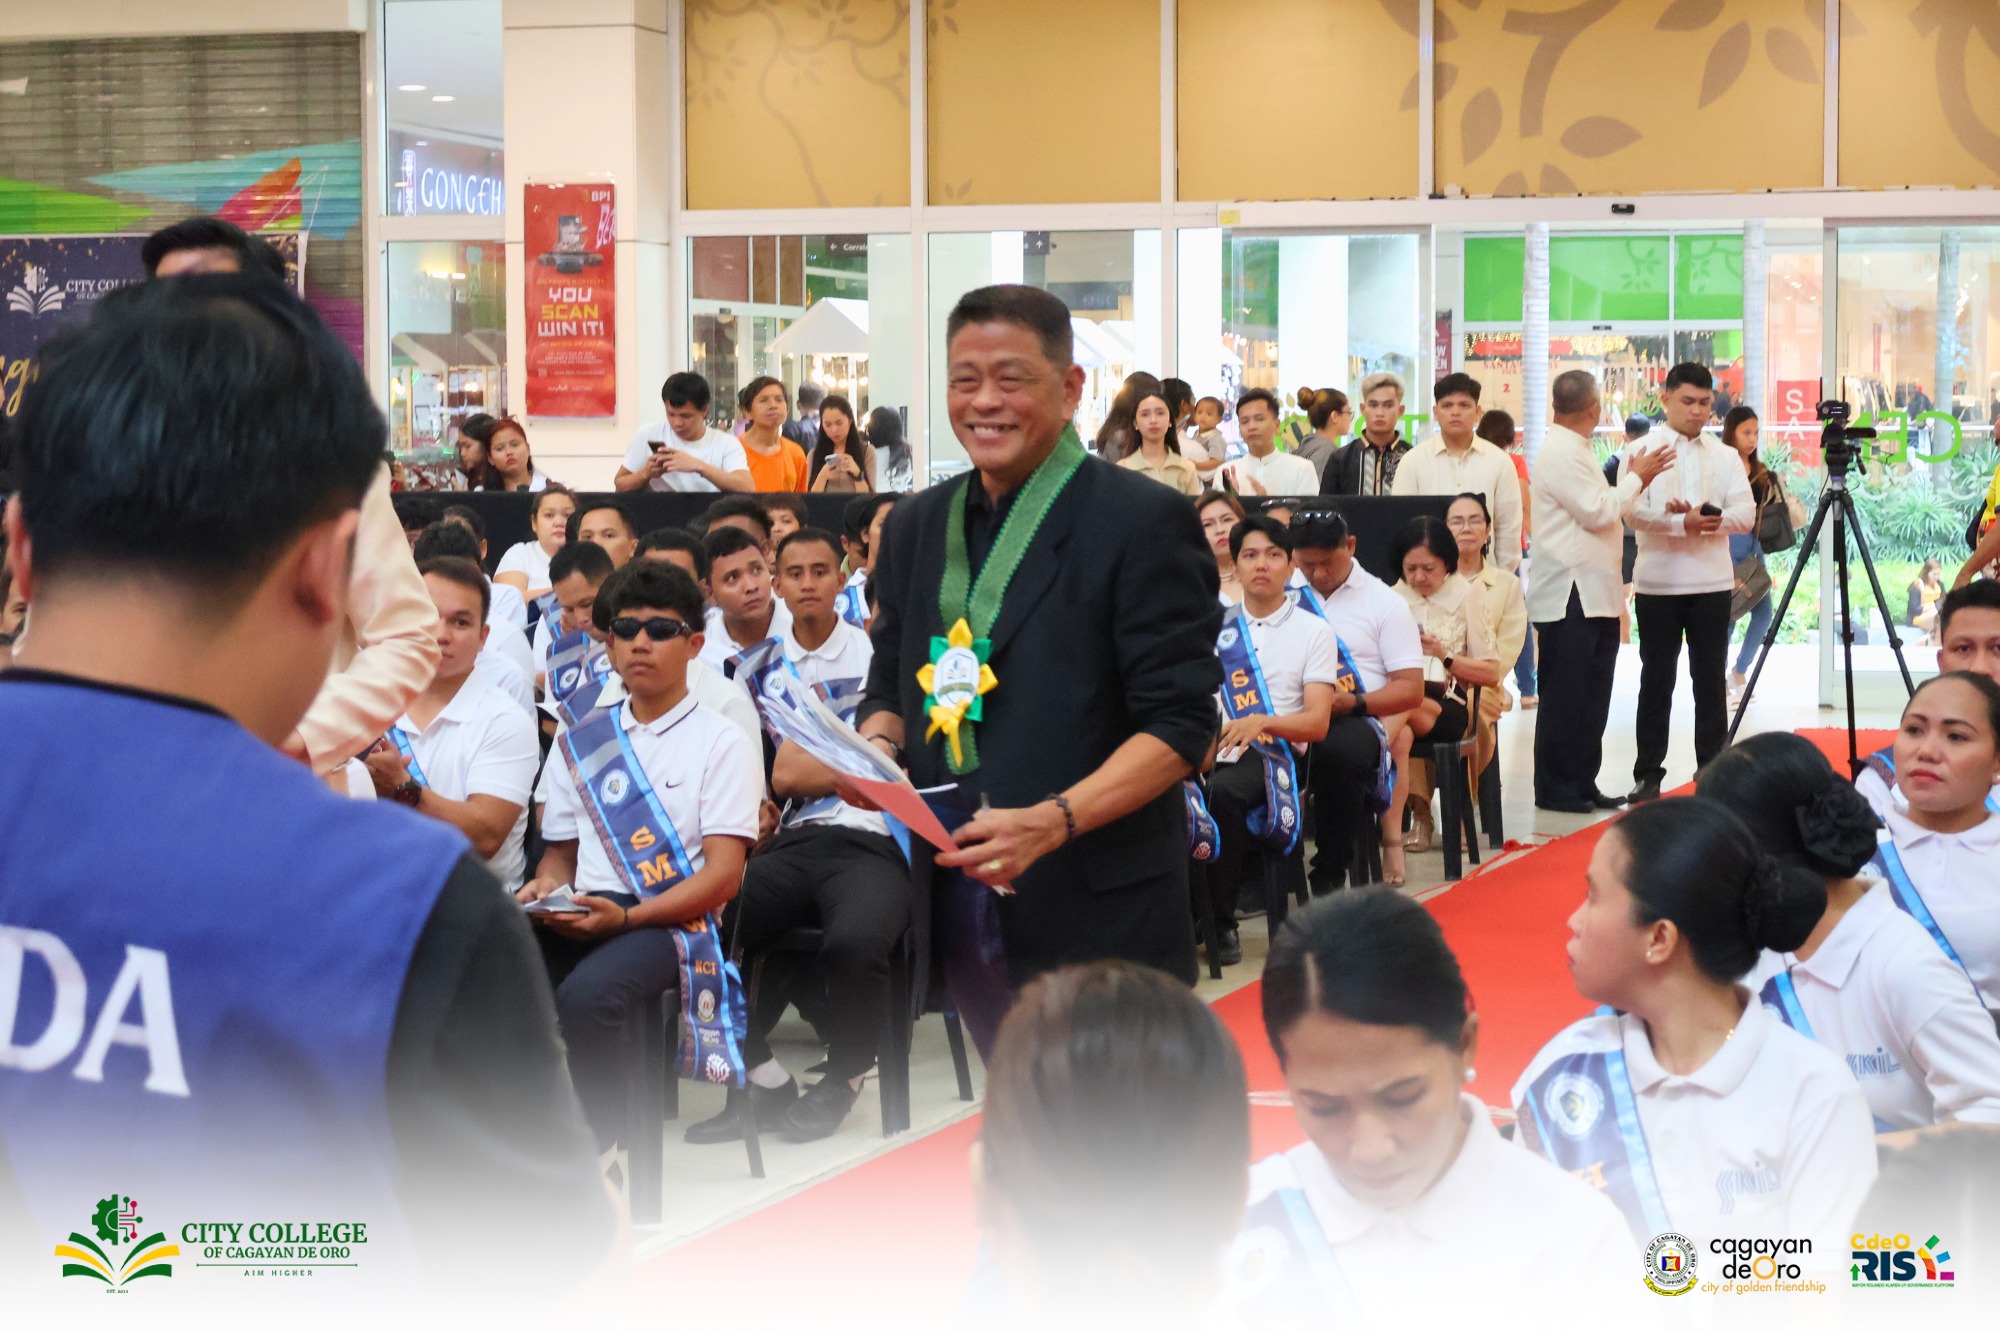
[387,240,506,481]
[929,229,1161,479]
[384,0,504,218]
[688,233,913,482]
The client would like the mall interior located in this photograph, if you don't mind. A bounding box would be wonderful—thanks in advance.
[3,0,1997,1312]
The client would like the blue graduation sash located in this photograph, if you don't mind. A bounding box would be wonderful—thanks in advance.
[1185,779,1220,861]
[1287,585,1395,810]
[1217,604,1301,854]
[834,568,868,629]
[1224,1185,1366,1330]
[1872,840,1978,983]
[533,590,561,635]
[547,627,613,705]
[1758,970,1815,1039]
[558,702,749,1086]
[1518,1010,1671,1239]
[1865,745,2000,813]
[385,725,428,789]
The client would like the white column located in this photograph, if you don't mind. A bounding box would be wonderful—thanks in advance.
[1277,235,1348,393]
[1937,229,1962,426]
[1132,229,1163,375]
[1743,219,1767,419]
[865,234,913,424]
[1522,222,1550,465]
[1175,228,1224,399]
[502,0,671,490]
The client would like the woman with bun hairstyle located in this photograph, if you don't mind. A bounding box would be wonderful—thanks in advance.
[1698,731,2000,1130]
[1875,671,2000,1006]
[1231,891,1635,1328]
[1513,798,1877,1253]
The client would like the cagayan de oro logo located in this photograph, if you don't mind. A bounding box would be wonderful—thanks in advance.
[55,1193,179,1290]
[1644,1232,1699,1296]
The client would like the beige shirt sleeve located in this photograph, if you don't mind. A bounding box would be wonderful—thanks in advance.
[296,464,440,772]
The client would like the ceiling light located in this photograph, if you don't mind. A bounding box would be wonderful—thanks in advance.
[431,94,455,103]
[414,139,428,146]
[399,83,426,92]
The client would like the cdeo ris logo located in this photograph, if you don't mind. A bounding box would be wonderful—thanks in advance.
[1851,1232,1955,1288]
[54,1193,179,1289]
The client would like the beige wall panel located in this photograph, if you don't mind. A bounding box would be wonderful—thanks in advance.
[1840,0,2000,188]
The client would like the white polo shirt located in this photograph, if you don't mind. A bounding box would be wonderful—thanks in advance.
[1621,427,1757,596]
[487,578,528,633]
[1746,880,2000,1131]
[1232,1096,1637,1328]
[623,422,749,492]
[1219,600,1340,763]
[779,618,889,839]
[698,601,794,679]
[1879,808,2000,1005]
[1301,564,1424,692]
[472,652,535,716]
[533,663,763,802]
[496,540,554,592]
[395,672,540,891]
[1513,999,1878,1258]
[1389,433,1525,572]
[539,694,761,900]
[1230,447,1319,498]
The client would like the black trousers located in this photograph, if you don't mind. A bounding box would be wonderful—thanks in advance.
[1308,713,1383,887]
[726,826,909,1083]
[537,892,679,1153]
[1534,588,1621,805]
[1633,589,1733,784]
[1206,755,1304,924]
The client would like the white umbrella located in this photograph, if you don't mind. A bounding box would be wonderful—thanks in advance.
[766,297,870,358]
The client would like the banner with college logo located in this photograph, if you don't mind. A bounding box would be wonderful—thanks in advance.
[523,182,616,417]
[0,233,305,418]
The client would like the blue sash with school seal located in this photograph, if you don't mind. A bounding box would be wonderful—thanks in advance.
[1518,1008,1671,1239]
[1758,970,1815,1038]
[533,590,561,634]
[1865,745,2000,813]
[1224,1185,1367,1330]
[1288,585,1395,809]
[1872,840,1978,983]
[729,636,869,832]
[384,725,429,788]
[834,569,868,629]
[547,627,613,706]
[558,702,749,1087]
[1185,780,1220,861]
[1217,604,1300,854]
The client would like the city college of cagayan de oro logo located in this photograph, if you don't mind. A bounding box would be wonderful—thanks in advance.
[55,1193,179,1290]
[1852,1231,1956,1288]
[1644,1232,1699,1296]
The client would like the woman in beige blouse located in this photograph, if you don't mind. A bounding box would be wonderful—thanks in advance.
[1446,491,1527,779]
[1390,516,1503,857]
[1118,391,1205,497]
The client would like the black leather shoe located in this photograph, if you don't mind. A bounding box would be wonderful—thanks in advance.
[683,1076,797,1144]
[1215,928,1243,967]
[1535,796,1593,814]
[1590,790,1628,810]
[781,1076,863,1143]
[1625,778,1663,805]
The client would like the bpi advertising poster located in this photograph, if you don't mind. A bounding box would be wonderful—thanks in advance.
[524,183,616,417]
[0,233,306,417]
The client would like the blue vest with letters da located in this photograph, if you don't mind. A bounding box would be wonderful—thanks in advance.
[0,675,466,1265]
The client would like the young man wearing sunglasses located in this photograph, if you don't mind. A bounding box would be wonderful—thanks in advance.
[685,528,912,1144]
[519,560,762,1163]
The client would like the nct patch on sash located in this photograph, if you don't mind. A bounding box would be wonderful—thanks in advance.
[1217,604,1301,854]
[1185,780,1220,862]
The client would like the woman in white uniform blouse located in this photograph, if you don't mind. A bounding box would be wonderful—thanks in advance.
[1514,798,1877,1264]
[1230,890,1636,1329]
[1698,731,2000,1131]
[1876,671,2000,1006]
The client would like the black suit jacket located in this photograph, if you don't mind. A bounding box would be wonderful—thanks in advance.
[861,455,1222,985]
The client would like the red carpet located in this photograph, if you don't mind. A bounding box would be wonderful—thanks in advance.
[633,731,1886,1303]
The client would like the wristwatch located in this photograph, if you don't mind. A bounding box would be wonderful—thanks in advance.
[392,779,423,808]
[1442,654,1455,673]
[1349,689,1368,716]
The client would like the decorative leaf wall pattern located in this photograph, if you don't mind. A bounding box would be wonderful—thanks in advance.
[1764,27,1820,83]
[1540,163,1580,192]
[1462,87,1504,163]
[1803,0,1824,31]
[1501,0,1622,138]
[1560,114,1643,156]
[1656,0,1726,31]
[1698,21,1751,107]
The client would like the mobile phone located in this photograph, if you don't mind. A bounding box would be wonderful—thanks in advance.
[1699,502,1722,517]
[648,438,668,454]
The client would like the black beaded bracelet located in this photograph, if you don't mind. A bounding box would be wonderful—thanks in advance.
[1046,793,1077,844]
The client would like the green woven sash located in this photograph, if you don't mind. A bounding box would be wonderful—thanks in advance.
[933,423,1087,773]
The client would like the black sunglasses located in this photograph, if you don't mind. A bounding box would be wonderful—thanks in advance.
[609,616,696,643]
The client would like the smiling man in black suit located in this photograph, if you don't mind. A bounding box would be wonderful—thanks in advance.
[856,285,1222,1055]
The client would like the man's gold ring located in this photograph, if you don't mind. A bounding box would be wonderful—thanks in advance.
[983,859,1005,874]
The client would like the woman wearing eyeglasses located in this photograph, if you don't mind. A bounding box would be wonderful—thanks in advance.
[518,558,763,1163]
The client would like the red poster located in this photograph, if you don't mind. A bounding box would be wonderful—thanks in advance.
[525,182,616,417]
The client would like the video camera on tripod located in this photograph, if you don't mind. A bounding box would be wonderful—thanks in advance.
[1817,398,1876,481]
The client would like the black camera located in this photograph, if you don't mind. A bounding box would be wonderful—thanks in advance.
[1818,398,1874,478]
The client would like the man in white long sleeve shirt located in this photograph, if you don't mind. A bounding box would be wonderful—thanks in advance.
[1620,363,1756,802]
[1390,372,1524,572]
[1528,370,1674,812]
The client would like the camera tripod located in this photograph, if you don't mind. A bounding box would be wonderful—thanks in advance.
[1727,402,1916,776]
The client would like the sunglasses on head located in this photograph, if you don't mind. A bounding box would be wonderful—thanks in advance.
[1288,507,1349,532]
[609,616,696,643]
